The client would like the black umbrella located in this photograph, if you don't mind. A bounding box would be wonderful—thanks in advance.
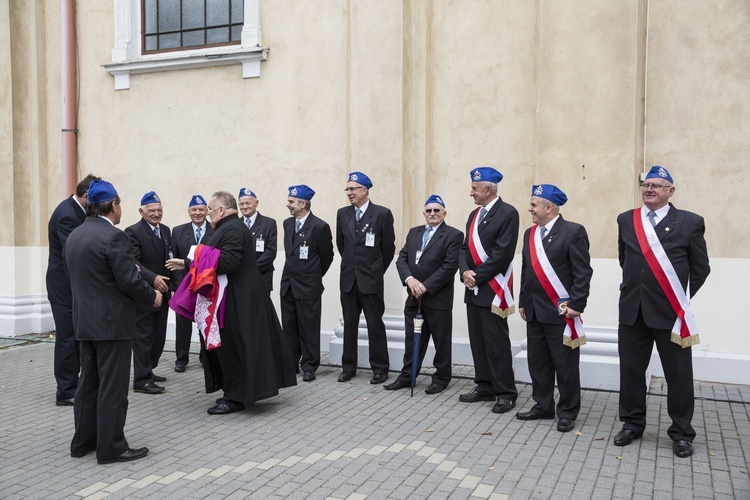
[410,298,424,397]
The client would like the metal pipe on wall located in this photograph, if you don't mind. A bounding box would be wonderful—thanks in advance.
[61,0,77,198]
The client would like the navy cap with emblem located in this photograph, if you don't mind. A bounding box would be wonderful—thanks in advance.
[644,165,673,184]
[470,166,503,184]
[189,195,206,207]
[88,180,119,205]
[288,184,315,201]
[425,194,446,208]
[531,184,567,207]
[140,191,160,205]
[238,188,257,199]
[347,171,373,189]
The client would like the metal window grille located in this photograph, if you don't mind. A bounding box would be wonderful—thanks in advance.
[142,0,243,53]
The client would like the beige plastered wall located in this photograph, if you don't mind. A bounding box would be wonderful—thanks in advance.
[3,1,749,355]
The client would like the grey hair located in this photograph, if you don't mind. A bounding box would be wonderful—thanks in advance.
[212,191,238,211]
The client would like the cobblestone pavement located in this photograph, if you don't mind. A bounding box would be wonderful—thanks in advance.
[0,339,748,499]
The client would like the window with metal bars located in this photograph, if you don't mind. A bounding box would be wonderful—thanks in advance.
[142,0,244,53]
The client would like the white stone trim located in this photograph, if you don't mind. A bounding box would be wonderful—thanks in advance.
[105,0,267,90]
[0,295,54,336]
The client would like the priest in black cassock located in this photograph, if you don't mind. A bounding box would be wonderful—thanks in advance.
[167,190,296,415]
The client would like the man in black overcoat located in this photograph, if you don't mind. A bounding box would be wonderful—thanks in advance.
[385,194,463,394]
[46,173,99,406]
[280,185,334,382]
[238,187,277,294]
[614,165,710,458]
[170,194,213,372]
[336,171,396,384]
[64,180,159,464]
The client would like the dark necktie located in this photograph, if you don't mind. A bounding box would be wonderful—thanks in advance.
[245,218,252,230]
[153,226,161,239]
[478,207,488,223]
[195,226,202,243]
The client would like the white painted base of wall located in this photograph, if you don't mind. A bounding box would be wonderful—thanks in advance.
[0,295,54,336]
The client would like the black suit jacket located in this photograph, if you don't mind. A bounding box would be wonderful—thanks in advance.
[396,223,463,310]
[171,221,213,286]
[336,202,396,294]
[518,216,593,324]
[63,217,156,341]
[280,213,334,300]
[244,212,277,293]
[125,218,175,309]
[459,197,519,306]
[617,204,710,330]
[46,196,86,306]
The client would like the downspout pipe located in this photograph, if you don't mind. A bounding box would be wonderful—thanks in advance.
[61,0,77,198]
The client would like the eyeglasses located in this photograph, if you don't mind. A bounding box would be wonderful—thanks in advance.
[344,187,364,193]
[641,183,671,190]
[424,208,443,214]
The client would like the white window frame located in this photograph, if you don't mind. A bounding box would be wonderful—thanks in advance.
[104,0,267,90]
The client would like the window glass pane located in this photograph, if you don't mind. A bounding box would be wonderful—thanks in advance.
[206,27,229,44]
[206,0,229,26]
[144,0,158,34]
[159,33,181,49]
[231,0,243,24]
[182,30,205,47]
[231,25,242,42]
[158,0,181,32]
[145,35,158,51]
[182,0,205,30]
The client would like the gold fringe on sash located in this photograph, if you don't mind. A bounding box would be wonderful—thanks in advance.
[491,305,515,318]
[563,335,587,349]
[672,332,700,348]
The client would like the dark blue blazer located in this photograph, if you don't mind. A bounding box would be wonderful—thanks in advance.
[46,196,86,306]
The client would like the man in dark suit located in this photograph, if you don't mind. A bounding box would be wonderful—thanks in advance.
[459,167,519,414]
[516,185,592,433]
[385,195,463,394]
[238,187,277,295]
[170,194,212,372]
[46,173,99,406]
[125,191,174,394]
[614,165,710,458]
[280,185,334,382]
[64,180,159,464]
[336,171,396,384]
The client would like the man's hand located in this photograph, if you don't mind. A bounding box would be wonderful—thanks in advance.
[165,258,185,271]
[462,270,477,288]
[153,291,163,308]
[563,306,581,319]
[406,278,425,299]
[153,275,170,293]
[519,307,527,322]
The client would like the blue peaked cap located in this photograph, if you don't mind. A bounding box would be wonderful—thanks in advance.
[531,184,568,206]
[470,166,503,183]
[140,191,161,206]
[425,194,445,208]
[88,180,118,205]
[288,184,315,201]
[238,187,257,199]
[644,165,674,184]
[189,195,207,207]
[347,171,373,188]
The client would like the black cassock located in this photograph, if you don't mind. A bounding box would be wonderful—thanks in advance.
[200,215,296,405]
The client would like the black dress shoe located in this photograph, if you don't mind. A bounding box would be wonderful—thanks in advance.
[613,429,642,446]
[97,447,149,465]
[338,371,355,382]
[152,374,166,382]
[303,371,316,382]
[557,418,575,432]
[673,439,693,458]
[384,379,409,391]
[491,398,516,414]
[174,365,186,373]
[425,383,445,395]
[516,409,555,421]
[370,373,389,384]
[134,382,165,394]
[56,398,74,407]
[70,445,96,458]
[459,387,495,403]
[207,400,245,415]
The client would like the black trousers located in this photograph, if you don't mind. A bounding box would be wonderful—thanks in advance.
[51,302,79,401]
[466,303,517,400]
[340,282,389,375]
[396,305,452,388]
[526,318,581,419]
[174,314,193,367]
[281,290,322,373]
[618,311,696,442]
[132,304,168,388]
[71,339,132,461]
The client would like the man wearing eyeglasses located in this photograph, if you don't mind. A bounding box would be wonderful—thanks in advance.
[336,171,396,384]
[614,165,710,458]
[384,195,463,394]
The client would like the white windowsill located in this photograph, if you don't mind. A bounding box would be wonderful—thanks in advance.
[102,46,269,90]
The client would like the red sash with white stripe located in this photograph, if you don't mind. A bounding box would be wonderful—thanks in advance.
[467,208,515,318]
[528,225,586,348]
[632,209,699,347]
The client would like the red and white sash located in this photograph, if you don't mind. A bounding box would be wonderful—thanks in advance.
[633,208,699,347]
[467,207,515,318]
[529,225,586,348]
